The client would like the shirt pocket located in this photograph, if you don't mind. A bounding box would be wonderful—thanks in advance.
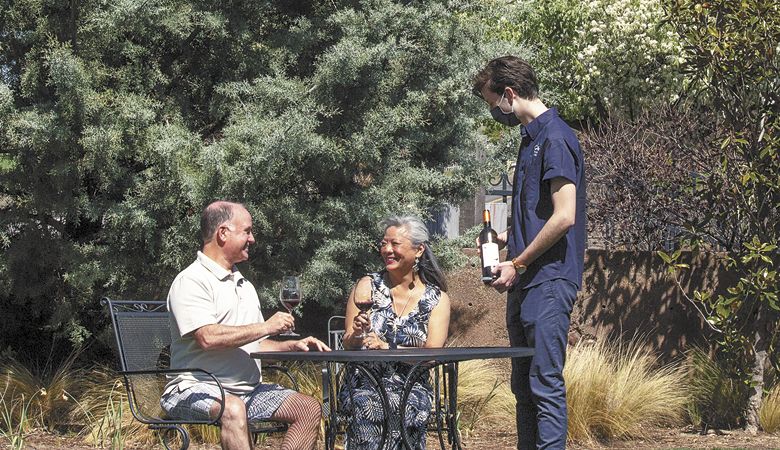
[520,153,541,208]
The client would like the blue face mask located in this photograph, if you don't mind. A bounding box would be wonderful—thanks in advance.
[490,92,521,127]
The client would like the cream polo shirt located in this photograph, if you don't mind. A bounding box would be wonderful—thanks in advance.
[164,251,266,395]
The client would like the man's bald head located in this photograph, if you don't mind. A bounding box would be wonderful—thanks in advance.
[200,201,244,244]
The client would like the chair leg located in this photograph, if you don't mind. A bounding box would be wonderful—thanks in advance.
[152,424,190,450]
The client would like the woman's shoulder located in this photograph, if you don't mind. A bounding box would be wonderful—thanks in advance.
[419,282,443,312]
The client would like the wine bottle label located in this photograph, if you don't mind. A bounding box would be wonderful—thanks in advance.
[481,243,500,268]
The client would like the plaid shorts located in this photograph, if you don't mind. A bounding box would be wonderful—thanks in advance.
[160,383,295,421]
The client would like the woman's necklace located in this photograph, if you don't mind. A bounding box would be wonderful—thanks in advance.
[392,287,415,334]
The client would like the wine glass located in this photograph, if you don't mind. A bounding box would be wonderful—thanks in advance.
[279,276,301,337]
[353,284,373,339]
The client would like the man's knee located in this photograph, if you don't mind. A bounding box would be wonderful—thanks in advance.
[217,395,248,426]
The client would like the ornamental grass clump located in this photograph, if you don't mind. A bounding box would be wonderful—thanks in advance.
[75,366,152,448]
[0,353,83,432]
[564,337,688,443]
[454,359,514,433]
[760,384,780,433]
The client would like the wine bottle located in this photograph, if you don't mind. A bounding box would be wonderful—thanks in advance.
[479,209,500,283]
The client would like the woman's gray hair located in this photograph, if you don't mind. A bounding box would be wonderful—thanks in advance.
[379,215,448,291]
[379,215,430,246]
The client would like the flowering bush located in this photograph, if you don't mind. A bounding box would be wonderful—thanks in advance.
[483,0,685,120]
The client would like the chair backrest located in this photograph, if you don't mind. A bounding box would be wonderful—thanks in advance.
[103,298,171,372]
[327,315,346,350]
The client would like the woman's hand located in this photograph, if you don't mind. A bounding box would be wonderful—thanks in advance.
[361,332,389,350]
[352,311,370,335]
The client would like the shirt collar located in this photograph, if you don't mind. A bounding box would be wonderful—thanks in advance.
[196,251,244,283]
[524,107,559,141]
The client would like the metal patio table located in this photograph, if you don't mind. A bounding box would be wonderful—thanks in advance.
[251,346,534,450]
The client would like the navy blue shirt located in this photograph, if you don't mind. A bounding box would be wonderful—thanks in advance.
[507,108,586,290]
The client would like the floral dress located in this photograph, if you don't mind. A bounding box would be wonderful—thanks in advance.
[338,271,441,450]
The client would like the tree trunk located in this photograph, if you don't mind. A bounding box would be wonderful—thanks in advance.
[745,312,769,433]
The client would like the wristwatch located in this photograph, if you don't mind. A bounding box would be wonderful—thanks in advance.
[512,257,527,275]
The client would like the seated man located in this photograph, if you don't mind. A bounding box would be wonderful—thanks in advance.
[161,200,330,450]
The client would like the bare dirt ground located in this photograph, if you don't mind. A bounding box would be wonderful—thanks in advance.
[10,423,780,449]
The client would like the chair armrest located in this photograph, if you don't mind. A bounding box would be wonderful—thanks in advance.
[262,364,300,391]
[119,367,225,425]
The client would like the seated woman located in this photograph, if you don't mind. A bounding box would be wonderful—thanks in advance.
[339,215,451,450]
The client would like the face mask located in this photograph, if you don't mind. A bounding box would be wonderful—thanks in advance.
[490,92,521,127]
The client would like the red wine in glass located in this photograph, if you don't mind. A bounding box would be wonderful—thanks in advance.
[279,276,301,337]
[281,289,301,311]
[354,285,373,338]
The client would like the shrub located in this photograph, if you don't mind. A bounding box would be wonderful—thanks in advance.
[685,347,748,430]
[481,0,684,120]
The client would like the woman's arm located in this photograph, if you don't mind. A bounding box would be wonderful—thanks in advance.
[424,291,451,348]
[342,276,373,349]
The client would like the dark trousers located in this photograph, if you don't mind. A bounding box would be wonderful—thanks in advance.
[507,278,576,450]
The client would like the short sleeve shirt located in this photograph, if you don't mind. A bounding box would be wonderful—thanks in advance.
[164,251,266,395]
[507,108,587,290]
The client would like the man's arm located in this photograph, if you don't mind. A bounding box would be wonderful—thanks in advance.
[492,177,576,291]
[192,312,294,350]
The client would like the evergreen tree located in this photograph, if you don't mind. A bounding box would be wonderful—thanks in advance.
[0,0,490,356]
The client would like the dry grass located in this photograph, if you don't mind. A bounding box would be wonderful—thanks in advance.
[760,384,780,433]
[2,342,692,448]
[455,359,514,433]
[73,366,156,448]
[565,338,688,443]
[454,337,690,446]
[0,352,83,432]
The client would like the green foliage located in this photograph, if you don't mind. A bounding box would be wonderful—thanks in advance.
[660,0,780,426]
[0,1,492,355]
[478,0,684,120]
[685,347,748,429]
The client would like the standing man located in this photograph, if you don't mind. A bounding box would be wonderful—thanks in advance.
[161,200,330,450]
[472,56,586,450]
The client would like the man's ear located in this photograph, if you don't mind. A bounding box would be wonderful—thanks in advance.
[504,86,517,103]
[215,225,229,245]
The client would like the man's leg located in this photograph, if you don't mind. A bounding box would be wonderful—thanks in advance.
[160,384,251,450]
[522,279,576,450]
[507,287,537,450]
[270,393,321,450]
[212,394,252,450]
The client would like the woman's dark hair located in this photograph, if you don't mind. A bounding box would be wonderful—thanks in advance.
[472,55,539,100]
[379,215,448,292]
